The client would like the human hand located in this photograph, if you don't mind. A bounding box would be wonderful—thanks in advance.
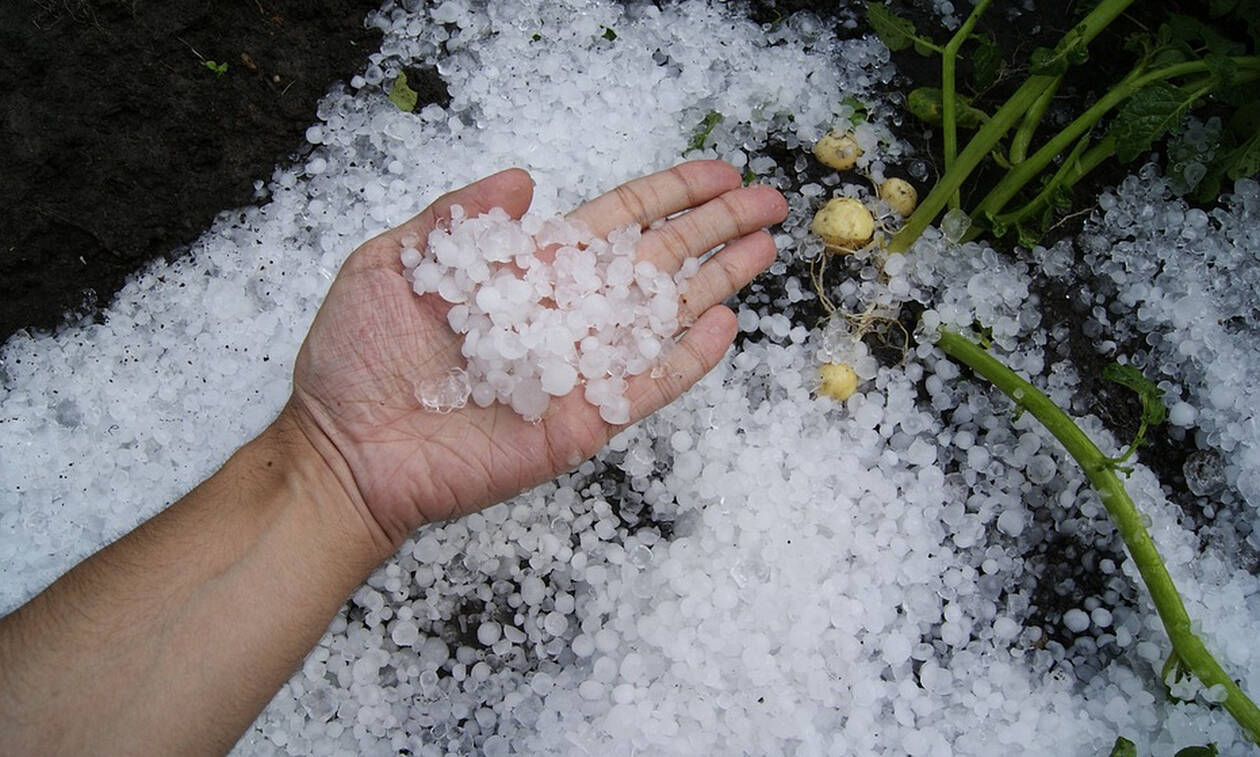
[284,161,787,553]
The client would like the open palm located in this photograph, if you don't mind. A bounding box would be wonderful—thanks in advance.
[286,162,786,548]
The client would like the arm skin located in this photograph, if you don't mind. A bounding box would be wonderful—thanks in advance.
[0,410,381,755]
[0,161,788,755]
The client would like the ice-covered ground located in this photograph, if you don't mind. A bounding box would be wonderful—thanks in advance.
[2,1,1258,755]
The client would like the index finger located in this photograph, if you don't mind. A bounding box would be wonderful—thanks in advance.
[567,160,743,236]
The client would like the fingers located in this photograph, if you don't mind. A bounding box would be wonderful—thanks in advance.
[622,305,738,426]
[677,230,777,325]
[568,160,742,235]
[637,184,786,272]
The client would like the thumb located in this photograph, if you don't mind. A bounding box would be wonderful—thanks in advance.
[388,168,535,247]
[351,168,536,271]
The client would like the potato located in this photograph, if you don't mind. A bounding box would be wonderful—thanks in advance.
[819,362,859,401]
[813,130,862,171]
[811,197,875,252]
[879,178,918,217]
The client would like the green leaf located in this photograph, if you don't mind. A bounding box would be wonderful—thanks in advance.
[1222,129,1260,181]
[912,37,936,57]
[1205,53,1238,88]
[1209,0,1238,16]
[1195,102,1260,199]
[1111,82,1199,163]
[907,87,944,124]
[203,60,228,76]
[1015,223,1040,249]
[1229,99,1260,136]
[866,3,917,52]
[981,210,1007,239]
[1103,362,1167,465]
[1174,746,1218,757]
[1241,0,1260,44]
[1123,31,1151,55]
[1048,182,1073,212]
[1162,651,1193,701]
[975,324,994,349]
[1107,736,1137,757]
[1038,201,1056,231]
[1104,363,1167,427]
[1149,43,1195,70]
[1162,14,1245,56]
[1030,32,1089,76]
[685,111,724,153]
[1028,47,1061,75]
[970,33,1001,90]
[388,72,419,113]
[601,26,617,41]
[906,87,989,129]
[1202,54,1255,107]
[1192,168,1223,204]
[841,95,868,126]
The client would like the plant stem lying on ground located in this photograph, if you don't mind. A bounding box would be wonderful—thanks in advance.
[855,0,1260,743]
[878,0,1260,251]
[886,0,1138,251]
[969,57,1260,232]
[933,328,1260,747]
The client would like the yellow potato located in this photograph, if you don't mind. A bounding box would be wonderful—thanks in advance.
[879,178,918,216]
[819,362,859,401]
[813,130,862,171]
[811,197,875,252]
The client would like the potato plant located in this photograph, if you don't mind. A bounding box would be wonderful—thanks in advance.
[852,0,1260,748]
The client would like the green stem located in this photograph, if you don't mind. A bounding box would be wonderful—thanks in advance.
[889,0,1137,253]
[889,74,1055,252]
[973,59,1260,220]
[942,0,995,210]
[1009,75,1062,165]
[984,133,1115,236]
[915,36,946,56]
[935,328,1260,746]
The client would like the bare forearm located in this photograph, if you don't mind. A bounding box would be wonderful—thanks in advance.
[0,409,388,755]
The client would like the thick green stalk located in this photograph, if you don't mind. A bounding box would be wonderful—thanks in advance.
[941,0,995,209]
[889,0,1138,253]
[935,328,1260,746]
[889,75,1056,252]
[973,59,1260,220]
[990,134,1114,234]
[1009,74,1062,165]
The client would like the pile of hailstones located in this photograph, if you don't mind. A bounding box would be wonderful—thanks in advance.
[402,207,695,424]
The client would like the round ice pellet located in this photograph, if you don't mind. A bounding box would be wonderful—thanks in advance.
[1063,608,1091,633]
[477,621,502,646]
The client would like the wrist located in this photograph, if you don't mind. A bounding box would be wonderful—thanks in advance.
[263,402,398,568]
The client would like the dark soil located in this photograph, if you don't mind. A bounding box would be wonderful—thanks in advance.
[0,0,382,344]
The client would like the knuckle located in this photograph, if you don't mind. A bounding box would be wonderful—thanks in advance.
[614,184,652,226]
[670,165,703,207]
[715,192,749,235]
[658,223,692,264]
[718,252,744,291]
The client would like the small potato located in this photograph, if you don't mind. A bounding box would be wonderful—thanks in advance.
[811,197,875,252]
[819,362,859,401]
[879,178,918,217]
[813,130,862,171]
